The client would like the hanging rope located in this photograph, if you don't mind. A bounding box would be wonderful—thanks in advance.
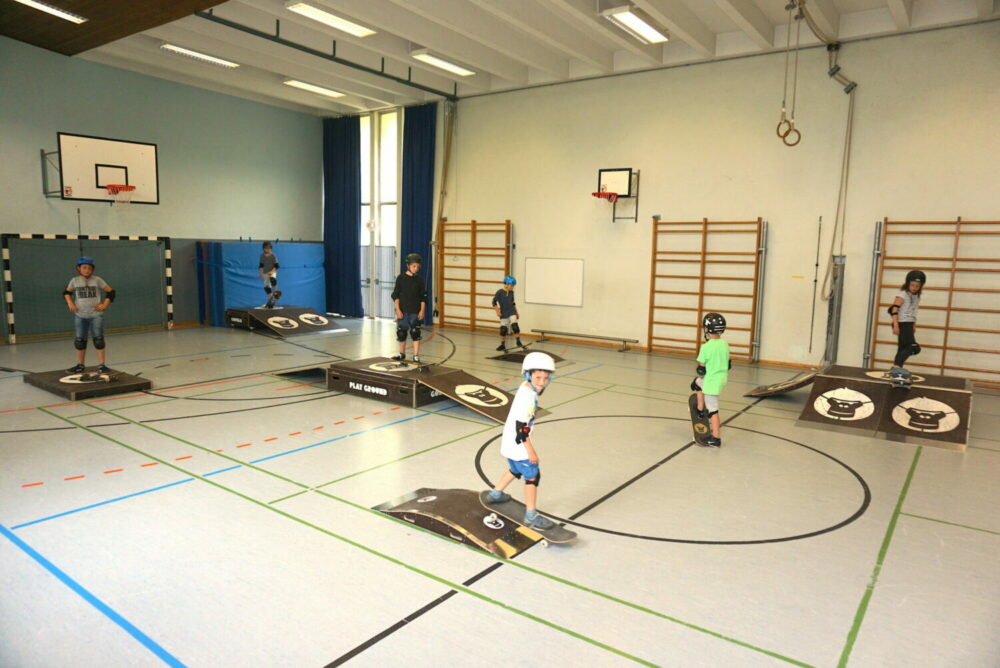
[776,2,802,146]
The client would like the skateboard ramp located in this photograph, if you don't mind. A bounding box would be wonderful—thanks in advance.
[744,367,826,398]
[224,306,348,337]
[374,488,542,557]
[417,369,550,424]
[24,367,151,400]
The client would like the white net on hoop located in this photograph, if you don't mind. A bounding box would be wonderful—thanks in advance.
[105,184,135,207]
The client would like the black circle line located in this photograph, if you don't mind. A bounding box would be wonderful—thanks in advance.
[139,387,329,401]
[475,414,872,546]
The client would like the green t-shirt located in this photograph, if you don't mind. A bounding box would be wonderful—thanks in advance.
[697,338,730,395]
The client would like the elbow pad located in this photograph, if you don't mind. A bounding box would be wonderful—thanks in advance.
[274,262,280,269]
[887,304,900,316]
[63,289,73,297]
[107,289,116,302]
[696,364,706,376]
[728,360,732,370]
[514,420,530,444]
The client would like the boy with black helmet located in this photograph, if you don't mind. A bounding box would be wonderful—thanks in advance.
[64,256,115,374]
[492,275,521,351]
[691,312,730,447]
[888,270,925,370]
[484,352,557,529]
[390,253,428,363]
[259,241,282,309]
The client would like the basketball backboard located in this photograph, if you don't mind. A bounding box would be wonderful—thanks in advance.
[58,132,159,204]
[597,168,633,197]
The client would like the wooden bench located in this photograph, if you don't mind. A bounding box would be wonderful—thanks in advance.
[531,329,639,352]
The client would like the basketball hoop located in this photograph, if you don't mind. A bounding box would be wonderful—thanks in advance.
[592,191,619,204]
[104,184,136,207]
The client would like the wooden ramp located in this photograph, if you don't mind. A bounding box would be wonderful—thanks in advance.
[744,367,826,398]
[224,306,348,337]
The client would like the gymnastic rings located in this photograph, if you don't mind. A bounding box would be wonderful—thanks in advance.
[776,115,802,146]
[783,127,801,146]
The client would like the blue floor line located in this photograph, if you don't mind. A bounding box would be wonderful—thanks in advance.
[0,524,188,667]
[11,479,195,530]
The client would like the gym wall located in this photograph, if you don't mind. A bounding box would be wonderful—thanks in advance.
[441,21,1000,367]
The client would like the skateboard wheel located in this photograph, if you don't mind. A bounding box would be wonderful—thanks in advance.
[540,540,549,548]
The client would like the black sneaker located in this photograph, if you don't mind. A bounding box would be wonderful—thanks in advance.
[704,436,721,448]
[515,338,523,348]
[391,353,405,361]
[67,363,85,373]
[496,343,506,351]
[98,364,111,374]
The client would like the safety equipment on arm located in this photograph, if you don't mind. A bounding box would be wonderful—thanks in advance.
[690,378,701,392]
[696,364,706,376]
[514,420,531,444]
[63,289,73,297]
[106,289,116,302]
[887,304,900,316]
[503,276,517,285]
[702,312,726,335]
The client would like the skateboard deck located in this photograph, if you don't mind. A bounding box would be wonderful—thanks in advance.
[887,368,913,388]
[688,392,714,446]
[478,491,576,544]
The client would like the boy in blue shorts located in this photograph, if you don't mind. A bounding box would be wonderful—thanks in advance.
[692,312,730,447]
[64,256,115,373]
[484,352,557,529]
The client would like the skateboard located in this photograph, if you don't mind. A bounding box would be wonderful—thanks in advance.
[263,289,283,309]
[887,367,913,389]
[478,491,576,546]
[76,371,122,384]
[688,392,713,447]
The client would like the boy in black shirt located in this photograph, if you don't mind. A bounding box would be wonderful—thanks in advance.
[390,253,428,362]
[492,275,521,351]
[259,241,281,309]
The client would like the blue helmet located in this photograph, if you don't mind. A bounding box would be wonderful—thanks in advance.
[76,256,95,267]
[503,275,516,285]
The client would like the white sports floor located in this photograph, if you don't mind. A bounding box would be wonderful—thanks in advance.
[1,320,998,667]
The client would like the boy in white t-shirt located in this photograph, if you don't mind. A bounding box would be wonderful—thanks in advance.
[484,352,556,529]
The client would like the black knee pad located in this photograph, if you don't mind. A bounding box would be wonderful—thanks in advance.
[525,471,541,486]
[409,324,422,341]
[511,322,520,335]
[264,286,272,295]
[500,325,509,337]
[509,470,522,480]
[93,336,106,350]
[707,410,718,419]
[396,325,407,342]
[690,377,701,392]
[269,276,277,287]
[74,337,87,351]
[910,343,921,356]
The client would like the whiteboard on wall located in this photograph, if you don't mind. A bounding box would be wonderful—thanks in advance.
[524,258,584,307]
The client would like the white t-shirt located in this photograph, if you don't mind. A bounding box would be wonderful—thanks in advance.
[896,290,919,323]
[500,382,538,461]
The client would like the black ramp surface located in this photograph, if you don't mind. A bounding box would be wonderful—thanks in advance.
[23,367,151,400]
[744,367,826,397]
[877,386,971,447]
[225,306,348,337]
[418,370,550,424]
[798,376,891,433]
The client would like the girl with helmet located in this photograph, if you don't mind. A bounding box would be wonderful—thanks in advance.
[888,270,925,369]
[390,253,428,363]
[492,275,521,352]
[484,351,558,529]
[691,312,730,447]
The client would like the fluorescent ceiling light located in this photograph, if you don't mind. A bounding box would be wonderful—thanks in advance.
[602,6,669,45]
[12,0,87,24]
[410,49,475,77]
[285,1,375,37]
[161,44,240,68]
[284,79,346,99]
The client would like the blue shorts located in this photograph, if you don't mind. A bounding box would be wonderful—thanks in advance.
[74,314,104,340]
[507,458,539,480]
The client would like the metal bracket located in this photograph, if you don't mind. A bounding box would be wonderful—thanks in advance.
[612,170,640,223]
[40,149,61,198]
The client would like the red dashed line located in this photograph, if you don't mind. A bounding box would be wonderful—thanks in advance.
[104,469,123,474]
[373,411,383,415]
[312,426,325,430]
[190,357,208,362]
[141,462,159,467]
[236,443,252,448]
[289,431,302,436]
[334,421,345,425]
[174,456,193,461]
[390,407,401,411]
[1,406,39,414]
[276,381,324,391]
[264,437,278,442]
[216,449,225,452]
[353,416,364,420]
[64,475,85,481]
[22,482,43,487]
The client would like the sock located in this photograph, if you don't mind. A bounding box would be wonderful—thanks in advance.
[488,489,502,500]
[525,509,538,520]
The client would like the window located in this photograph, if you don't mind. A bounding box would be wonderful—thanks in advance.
[359,110,398,247]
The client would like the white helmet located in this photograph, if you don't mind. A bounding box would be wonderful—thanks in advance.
[521,352,555,375]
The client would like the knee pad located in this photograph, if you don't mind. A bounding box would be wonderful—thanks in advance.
[74,337,87,351]
[525,471,541,486]
[500,325,509,337]
[92,336,106,350]
[511,322,520,335]
[707,410,718,419]
[409,324,422,341]
[269,276,277,287]
[690,377,701,392]
[264,286,272,295]
[910,343,921,356]
[396,325,407,342]
[509,470,523,480]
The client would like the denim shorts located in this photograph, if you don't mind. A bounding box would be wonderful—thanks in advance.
[74,314,104,340]
[507,458,539,480]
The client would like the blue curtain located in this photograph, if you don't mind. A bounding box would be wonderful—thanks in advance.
[323,116,363,316]
[400,103,437,324]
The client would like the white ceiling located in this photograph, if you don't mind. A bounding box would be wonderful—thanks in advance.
[80,0,999,115]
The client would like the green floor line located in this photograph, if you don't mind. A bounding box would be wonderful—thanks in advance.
[967,444,1000,453]
[38,408,658,667]
[900,512,1000,537]
[837,446,923,668]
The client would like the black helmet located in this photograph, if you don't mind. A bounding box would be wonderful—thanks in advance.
[703,312,726,335]
[262,241,272,250]
[904,270,926,285]
[405,253,423,264]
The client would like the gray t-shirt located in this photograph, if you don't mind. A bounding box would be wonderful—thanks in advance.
[896,290,919,323]
[259,252,278,274]
[67,275,108,317]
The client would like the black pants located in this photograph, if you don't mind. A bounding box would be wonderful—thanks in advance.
[894,321,916,367]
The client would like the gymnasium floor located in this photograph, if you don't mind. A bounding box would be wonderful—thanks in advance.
[1,320,997,668]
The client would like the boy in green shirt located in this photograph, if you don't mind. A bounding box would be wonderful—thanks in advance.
[692,312,730,447]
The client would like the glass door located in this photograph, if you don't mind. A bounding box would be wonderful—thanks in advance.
[360,110,400,319]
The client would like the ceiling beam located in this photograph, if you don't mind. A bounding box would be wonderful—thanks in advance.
[548,0,664,66]
[634,0,716,57]
[318,0,529,84]
[886,0,913,28]
[388,0,570,79]
[712,0,773,49]
[468,0,615,72]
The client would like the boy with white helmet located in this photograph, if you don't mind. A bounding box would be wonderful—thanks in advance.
[484,351,557,529]
[492,275,521,351]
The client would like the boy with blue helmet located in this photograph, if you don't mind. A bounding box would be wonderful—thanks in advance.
[484,352,557,529]
[64,257,115,374]
[492,275,521,351]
